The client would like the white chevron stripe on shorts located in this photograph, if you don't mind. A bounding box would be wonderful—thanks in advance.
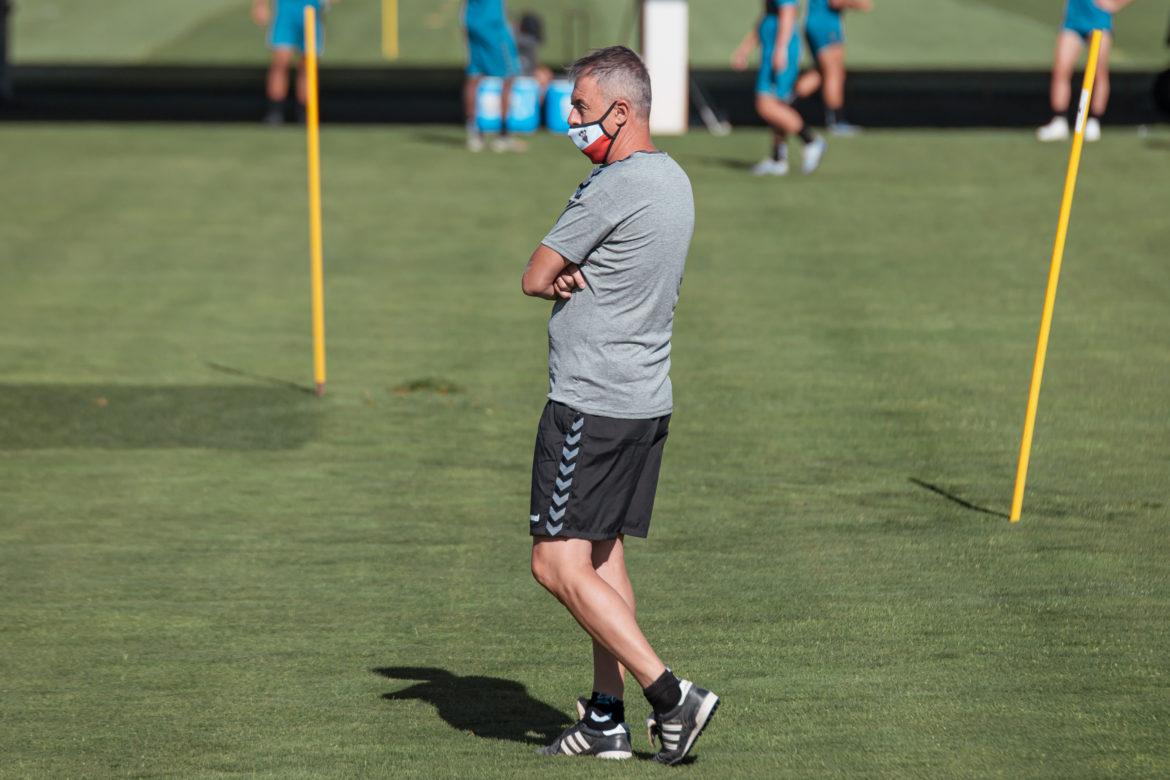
[547,414,584,536]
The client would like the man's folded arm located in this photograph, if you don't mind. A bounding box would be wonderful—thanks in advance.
[522,244,572,299]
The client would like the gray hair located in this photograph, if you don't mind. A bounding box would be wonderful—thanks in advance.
[567,46,652,118]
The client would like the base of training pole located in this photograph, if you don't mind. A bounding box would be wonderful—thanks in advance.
[315,382,325,398]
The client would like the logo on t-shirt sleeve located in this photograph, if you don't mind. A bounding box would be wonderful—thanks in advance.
[571,169,604,202]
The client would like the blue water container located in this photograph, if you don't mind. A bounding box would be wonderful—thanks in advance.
[475,77,504,133]
[545,79,573,133]
[506,77,540,134]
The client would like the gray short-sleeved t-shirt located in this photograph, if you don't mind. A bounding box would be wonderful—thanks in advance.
[540,151,695,419]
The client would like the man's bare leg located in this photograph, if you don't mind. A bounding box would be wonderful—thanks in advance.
[818,44,847,117]
[756,93,804,136]
[264,47,294,124]
[795,68,822,101]
[532,537,665,687]
[532,535,720,764]
[491,77,527,152]
[754,93,825,173]
[267,48,293,103]
[1090,33,1113,117]
[464,75,484,151]
[1038,31,1084,140]
[295,56,307,105]
[1050,31,1083,115]
[294,56,308,122]
[591,538,634,698]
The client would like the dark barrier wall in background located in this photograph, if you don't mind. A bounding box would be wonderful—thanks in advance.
[0,65,1167,127]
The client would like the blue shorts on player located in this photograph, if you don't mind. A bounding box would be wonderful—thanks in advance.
[268,0,325,54]
[464,0,521,78]
[804,0,845,56]
[1062,0,1112,40]
[756,9,802,101]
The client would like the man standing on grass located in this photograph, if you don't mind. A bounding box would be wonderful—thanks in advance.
[251,0,332,125]
[1036,0,1134,143]
[731,0,827,176]
[463,0,525,152]
[520,46,719,765]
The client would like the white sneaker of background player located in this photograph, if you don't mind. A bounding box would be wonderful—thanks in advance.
[751,158,789,176]
[801,136,827,175]
[1084,117,1101,142]
[1036,116,1070,142]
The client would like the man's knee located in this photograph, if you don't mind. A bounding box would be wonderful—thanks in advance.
[531,543,568,594]
[531,541,590,598]
[531,550,555,591]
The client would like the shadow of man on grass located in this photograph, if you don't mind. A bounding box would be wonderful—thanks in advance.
[374,666,571,745]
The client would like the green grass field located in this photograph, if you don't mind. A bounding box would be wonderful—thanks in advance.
[2,124,1169,777]
[11,0,1170,68]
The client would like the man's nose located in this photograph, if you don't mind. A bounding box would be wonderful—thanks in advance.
[567,108,583,126]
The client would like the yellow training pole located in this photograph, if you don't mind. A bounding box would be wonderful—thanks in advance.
[305,6,327,397]
[1010,29,1103,522]
[382,0,400,60]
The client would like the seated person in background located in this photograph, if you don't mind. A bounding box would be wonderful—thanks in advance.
[516,12,554,93]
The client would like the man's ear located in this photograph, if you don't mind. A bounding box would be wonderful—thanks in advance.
[612,100,631,127]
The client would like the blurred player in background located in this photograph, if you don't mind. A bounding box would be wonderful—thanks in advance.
[252,0,332,125]
[464,0,525,152]
[732,0,827,176]
[1037,0,1134,142]
[792,0,873,136]
[516,12,554,93]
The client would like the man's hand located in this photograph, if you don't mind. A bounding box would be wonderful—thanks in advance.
[552,264,588,299]
[251,0,271,27]
[523,244,580,299]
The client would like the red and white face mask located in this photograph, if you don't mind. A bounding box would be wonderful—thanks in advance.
[567,102,621,164]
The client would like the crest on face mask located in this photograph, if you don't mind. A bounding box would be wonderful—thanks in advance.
[567,102,620,164]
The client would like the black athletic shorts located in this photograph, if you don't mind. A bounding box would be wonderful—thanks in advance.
[529,400,670,541]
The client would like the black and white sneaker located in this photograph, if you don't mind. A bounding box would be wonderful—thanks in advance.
[646,679,720,765]
[536,719,633,760]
